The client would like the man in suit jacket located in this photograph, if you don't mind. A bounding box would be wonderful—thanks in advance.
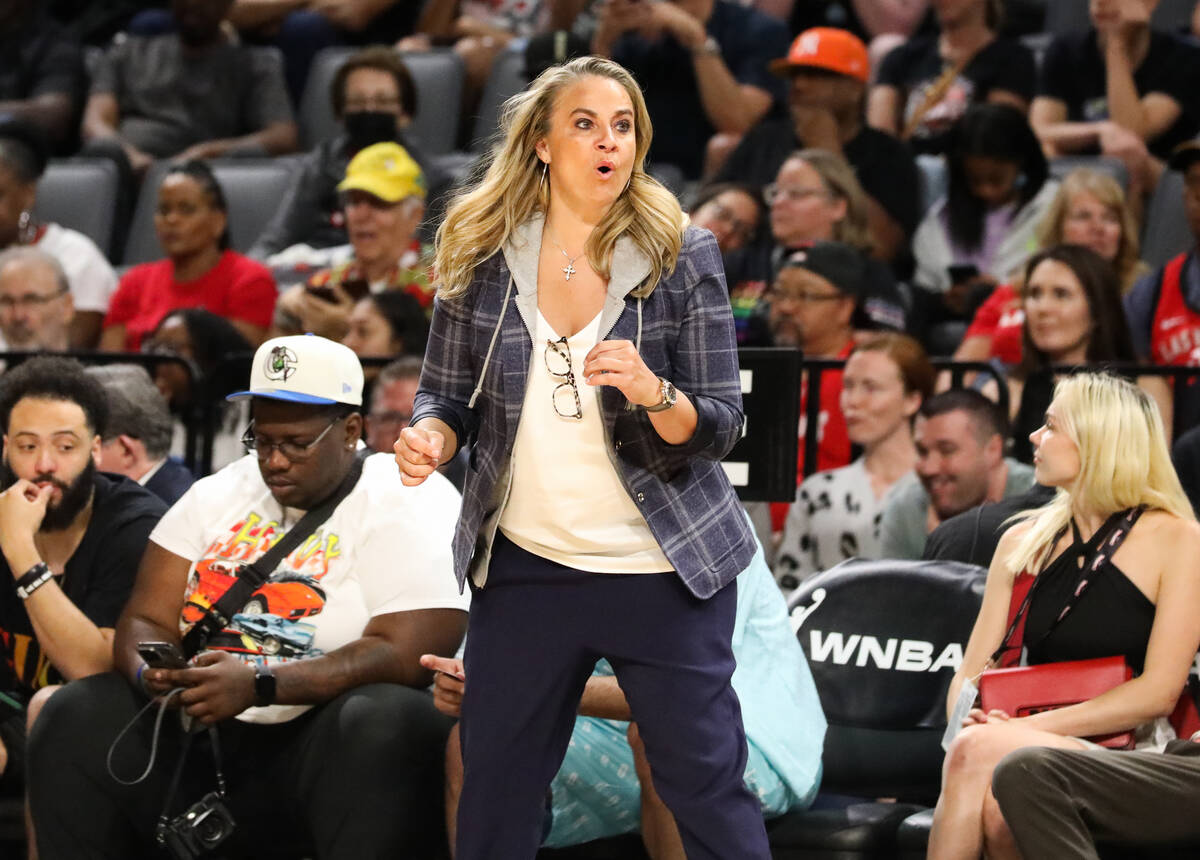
[88,364,194,504]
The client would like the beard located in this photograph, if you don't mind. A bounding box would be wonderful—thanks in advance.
[0,458,96,532]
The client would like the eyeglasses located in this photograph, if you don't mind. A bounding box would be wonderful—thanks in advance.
[242,416,341,461]
[763,184,828,206]
[545,337,583,420]
[701,200,757,244]
[344,97,401,112]
[768,286,844,303]
[0,287,68,311]
[368,410,412,426]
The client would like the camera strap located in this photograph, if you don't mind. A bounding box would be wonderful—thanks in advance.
[155,725,227,842]
[180,450,366,659]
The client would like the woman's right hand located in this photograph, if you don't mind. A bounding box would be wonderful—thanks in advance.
[394,425,445,487]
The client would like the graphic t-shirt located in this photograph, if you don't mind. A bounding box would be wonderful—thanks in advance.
[0,474,166,695]
[876,35,1036,155]
[150,451,469,724]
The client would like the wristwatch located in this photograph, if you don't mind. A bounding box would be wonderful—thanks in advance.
[644,377,678,413]
[253,663,276,707]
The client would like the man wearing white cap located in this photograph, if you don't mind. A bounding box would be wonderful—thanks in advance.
[27,335,470,859]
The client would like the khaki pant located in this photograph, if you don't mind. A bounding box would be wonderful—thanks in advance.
[992,741,1200,859]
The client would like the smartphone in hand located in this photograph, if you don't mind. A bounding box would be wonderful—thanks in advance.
[947,263,980,286]
[137,641,187,670]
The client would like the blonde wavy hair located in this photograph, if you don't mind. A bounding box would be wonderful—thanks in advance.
[1006,373,1193,576]
[433,56,685,299]
[1034,168,1147,293]
[782,148,874,255]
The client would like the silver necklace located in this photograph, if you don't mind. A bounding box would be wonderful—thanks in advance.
[546,230,583,282]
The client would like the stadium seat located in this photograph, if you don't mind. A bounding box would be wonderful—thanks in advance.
[398,50,467,156]
[765,557,987,859]
[298,46,354,149]
[121,159,298,266]
[34,158,121,259]
[299,47,465,156]
[468,49,528,152]
[1142,169,1192,270]
[1048,155,1129,189]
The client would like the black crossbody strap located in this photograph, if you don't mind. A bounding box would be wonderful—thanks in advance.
[181,451,367,659]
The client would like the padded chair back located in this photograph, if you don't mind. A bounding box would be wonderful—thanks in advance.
[1142,170,1192,270]
[299,46,354,150]
[121,159,297,265]
[789,557,986,801]
[35,158,120,259]
[470,49,528,152]
[399,50,465,156]
[300,48,465,156]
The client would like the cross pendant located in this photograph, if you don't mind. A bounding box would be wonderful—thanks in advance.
[563,262,576,281]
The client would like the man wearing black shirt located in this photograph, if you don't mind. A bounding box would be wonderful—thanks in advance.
[0,1,84,154]
[1031,0,1200,196]
[716,27,920,265]
[0,357,165,797]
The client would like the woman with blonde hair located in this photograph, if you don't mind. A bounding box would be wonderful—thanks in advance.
[928,373,1200,859]
[395,56,777,858]
[955,167,1147,368]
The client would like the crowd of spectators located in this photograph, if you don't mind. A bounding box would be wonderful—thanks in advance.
[3,0,1200,856]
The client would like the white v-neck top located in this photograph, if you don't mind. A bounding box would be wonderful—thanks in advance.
[498,308,671,573]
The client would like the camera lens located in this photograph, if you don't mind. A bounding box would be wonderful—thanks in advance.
[193,808,231,846]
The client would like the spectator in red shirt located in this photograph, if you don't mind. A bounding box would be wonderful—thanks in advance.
[100,160,277,351]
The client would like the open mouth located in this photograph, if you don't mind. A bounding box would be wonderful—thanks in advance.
[596,162,615,178]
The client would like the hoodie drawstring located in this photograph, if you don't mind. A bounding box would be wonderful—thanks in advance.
[467,275,514,409]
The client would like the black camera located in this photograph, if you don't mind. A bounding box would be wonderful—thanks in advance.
[156,792,236,859]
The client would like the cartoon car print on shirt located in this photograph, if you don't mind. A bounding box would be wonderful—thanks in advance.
[217,613,321,659]
[182,560,327,624]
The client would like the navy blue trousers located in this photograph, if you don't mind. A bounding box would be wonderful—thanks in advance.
[456,533,771,859]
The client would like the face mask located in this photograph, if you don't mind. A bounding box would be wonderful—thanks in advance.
[344,111,398,149]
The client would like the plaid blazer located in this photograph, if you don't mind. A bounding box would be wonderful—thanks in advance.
[411,219,755,599]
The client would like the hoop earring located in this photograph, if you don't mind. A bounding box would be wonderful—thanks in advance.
[17,210,34,245]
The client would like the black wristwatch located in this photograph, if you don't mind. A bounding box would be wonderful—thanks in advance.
[644,377,678,413]
[253,664,276,707]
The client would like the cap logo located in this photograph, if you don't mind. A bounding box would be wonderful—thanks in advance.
[798,31,821,57]
[264,345,298,382]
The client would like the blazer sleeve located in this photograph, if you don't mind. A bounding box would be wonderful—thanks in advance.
[411,289,482,453]
[662,230,745,461]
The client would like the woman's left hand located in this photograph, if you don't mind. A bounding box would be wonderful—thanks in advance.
[961,707,1011,727]
[582,340,661,408]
